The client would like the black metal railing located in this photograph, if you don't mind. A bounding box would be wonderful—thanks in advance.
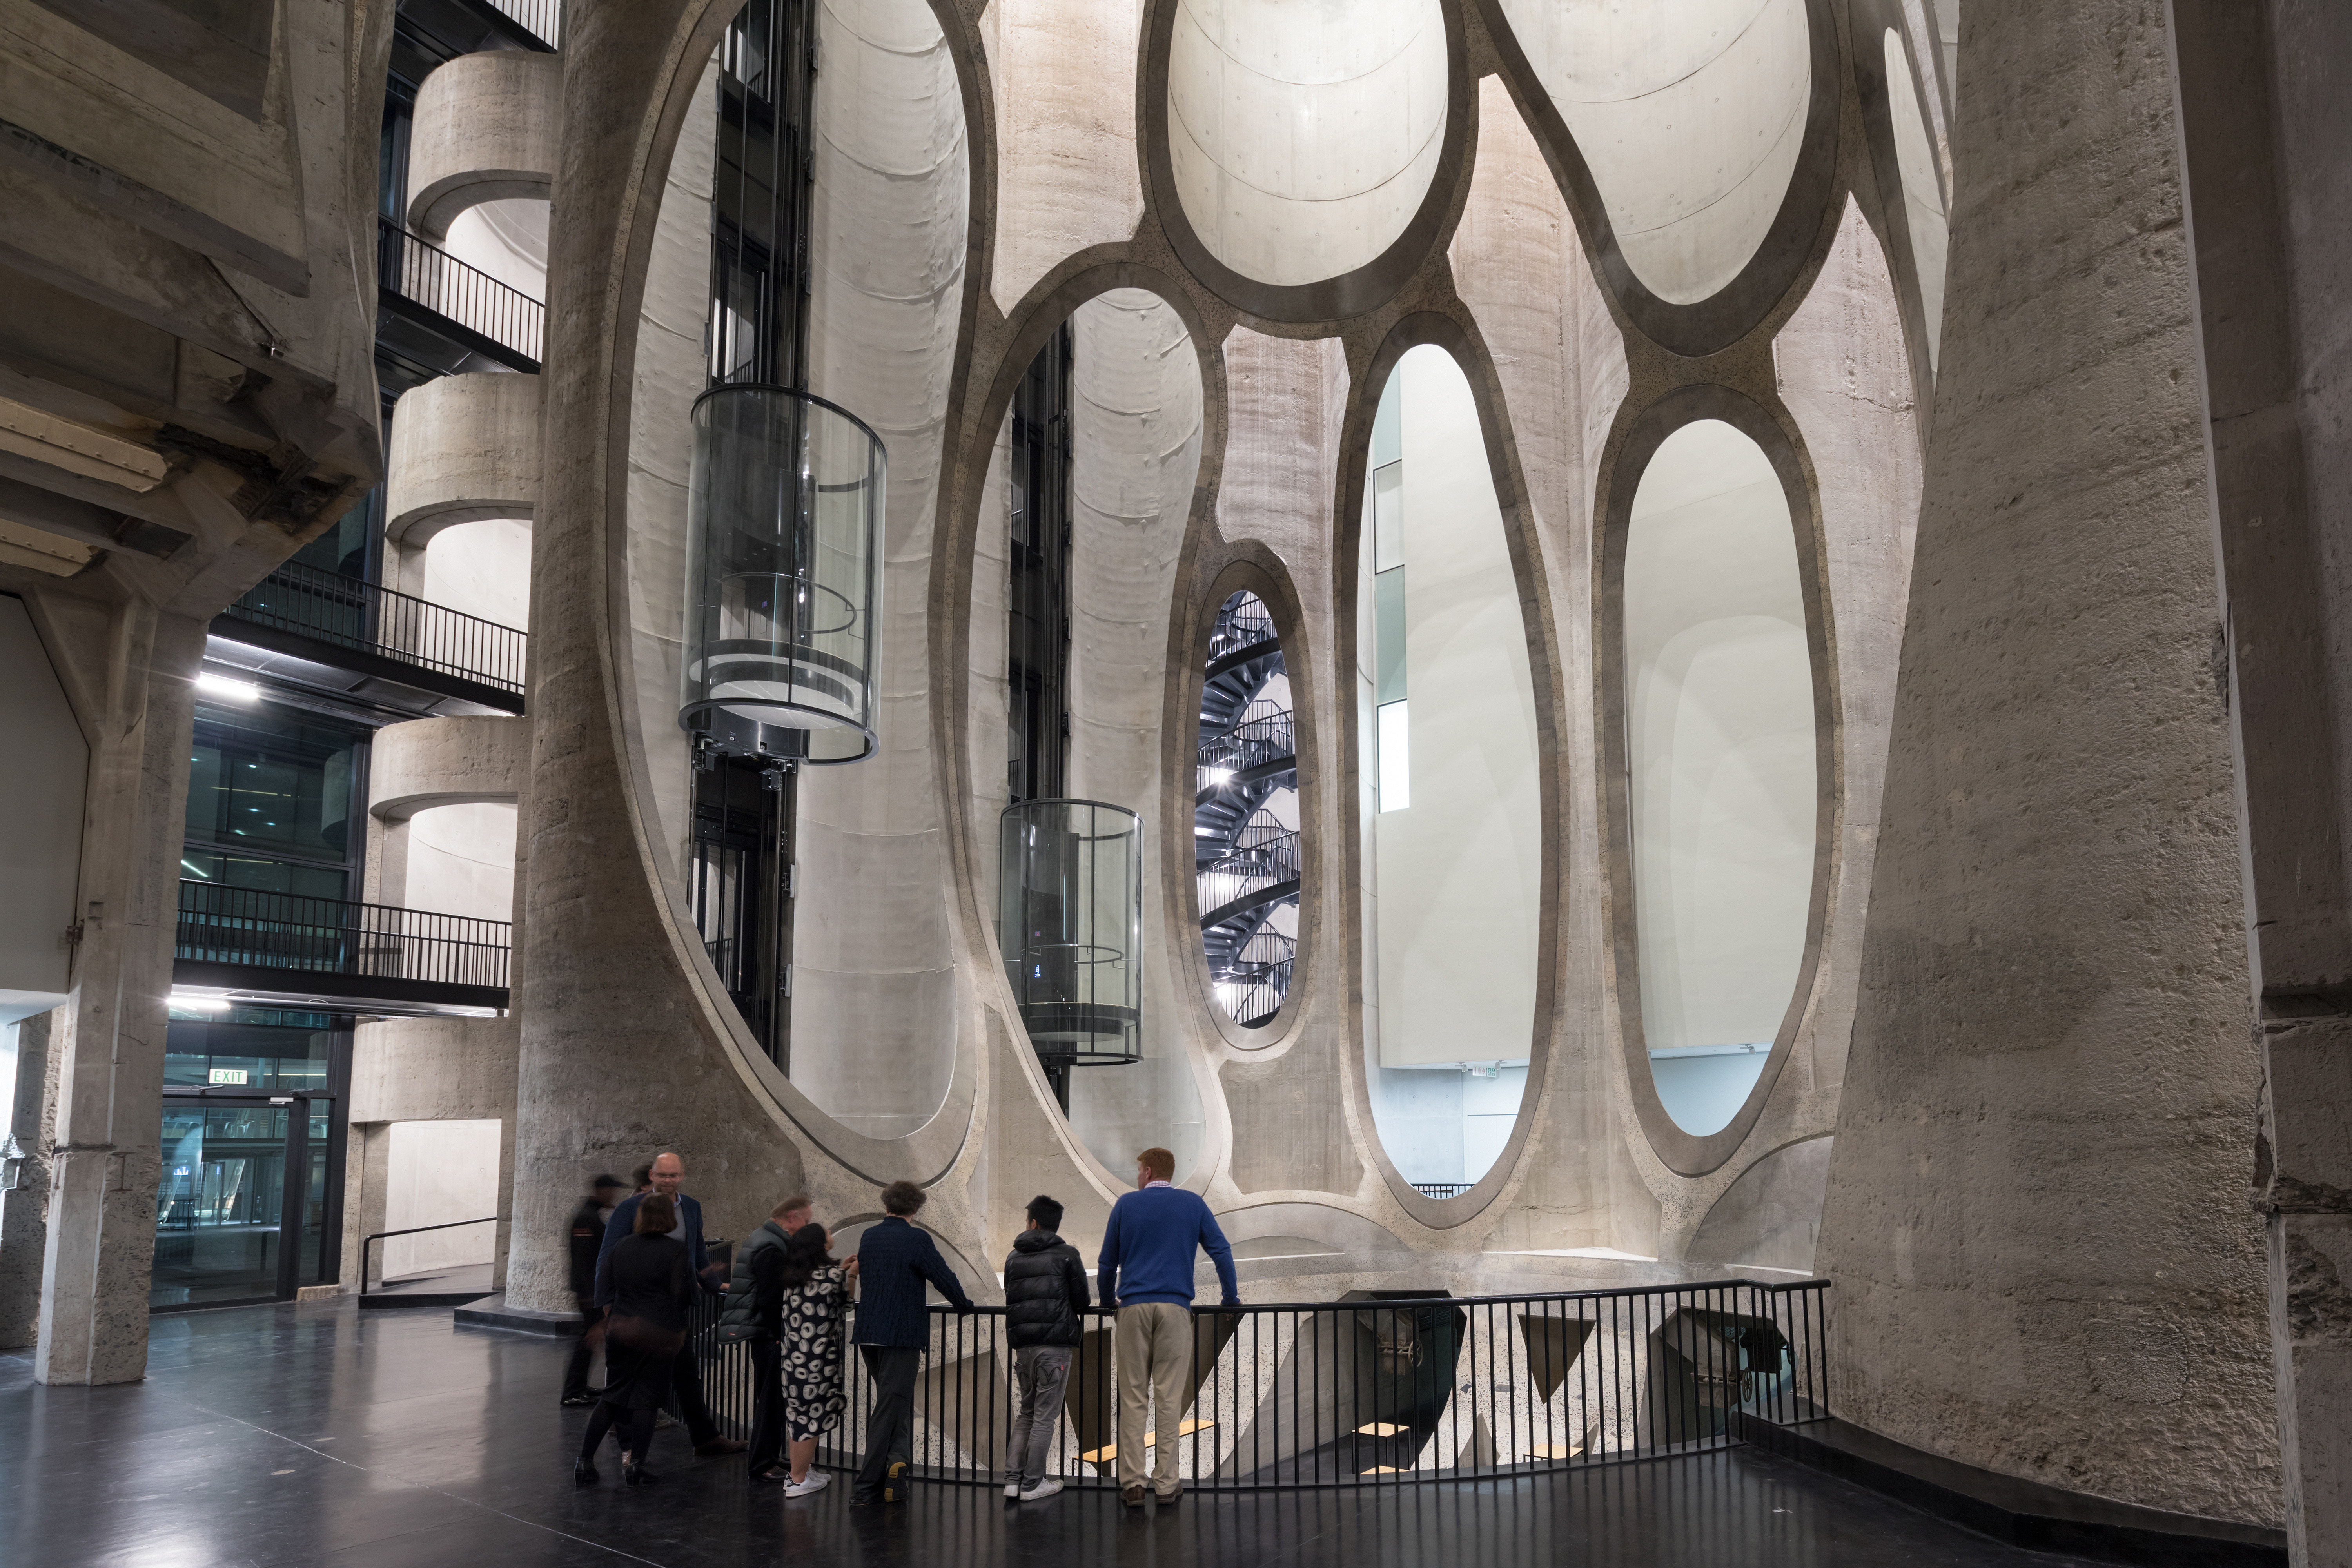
[1214,926,1292,1028]
[1198,824,1299,927]
[378,217,545,368]
[482,0,559,45]
[176,881,511,991]
[359,1216,498,1296]
[1412,1183,1474,1200]
[1209,592,1278,668]
[680,1278,1829,1488]
[225,559,527,697]
[1198,709,1296,797]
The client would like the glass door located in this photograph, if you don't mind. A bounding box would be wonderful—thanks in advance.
[151,1094,333,1310]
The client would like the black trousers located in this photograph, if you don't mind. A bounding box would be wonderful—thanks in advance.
[668,1334,721,1447]
[747,1338,784,1474]
[853,1346,921,1499]
[561,1297,602,1401]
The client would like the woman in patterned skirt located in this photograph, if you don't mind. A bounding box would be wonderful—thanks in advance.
[778,1221,858,1497]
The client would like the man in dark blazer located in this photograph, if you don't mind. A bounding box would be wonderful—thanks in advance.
[851,1179,975,1504]
[594,1150,748,1457]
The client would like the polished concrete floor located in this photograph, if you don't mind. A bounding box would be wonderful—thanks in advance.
[0,1300,2096,1568]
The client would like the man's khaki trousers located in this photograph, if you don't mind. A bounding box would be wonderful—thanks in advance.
[1114,1303,1192,1493]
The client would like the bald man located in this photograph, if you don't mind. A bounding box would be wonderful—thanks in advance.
[594,1151,748,1457]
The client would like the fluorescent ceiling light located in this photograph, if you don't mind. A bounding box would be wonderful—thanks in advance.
[196,672,260,702]
[169,990,232,1011]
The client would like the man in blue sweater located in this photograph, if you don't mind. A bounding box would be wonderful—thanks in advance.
[1097,1146,1238,1506]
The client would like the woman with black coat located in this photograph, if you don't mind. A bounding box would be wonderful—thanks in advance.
[574,1192,695,1486]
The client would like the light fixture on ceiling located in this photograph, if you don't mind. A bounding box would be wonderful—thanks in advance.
[196,672,260,702]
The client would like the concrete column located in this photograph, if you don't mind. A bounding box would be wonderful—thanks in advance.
[2168,4,2352,1560]
[507,0,811,1317]
[0,1009,63,1348]
[1813,0,2278,1528]
[36,608,205,1386]
[384,372,543,544]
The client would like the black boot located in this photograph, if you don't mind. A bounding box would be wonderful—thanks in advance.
[574,1456,600,1486]
[624,1462,659,1486]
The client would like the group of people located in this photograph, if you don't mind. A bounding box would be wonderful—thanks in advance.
[559,1144,1240,1508]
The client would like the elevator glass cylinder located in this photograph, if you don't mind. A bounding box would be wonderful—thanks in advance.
[999,799,1144,1066]
[681,385,887,764]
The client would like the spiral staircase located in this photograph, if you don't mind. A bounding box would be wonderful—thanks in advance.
[1197,592,1298,1028]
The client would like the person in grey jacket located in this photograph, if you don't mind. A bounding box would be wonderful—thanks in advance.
[1000,1194,1089,1501]
[719,1195,813,1482]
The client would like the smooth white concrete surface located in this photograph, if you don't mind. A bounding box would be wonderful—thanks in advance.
[1884,29,1947,370]
[1366,347,1540,1074]
[1167,0,1446,286]
[1622,420,1813,1124]
[1061,290,1209,1182]
[1498,0,1810,304]
[980,0,1145,314]
[381,1118,502,1278]
[422,517,533,633]
[401,802,518,924]
[791,0,970,1137]
[443,197,550,303]
[0,597,85,1001]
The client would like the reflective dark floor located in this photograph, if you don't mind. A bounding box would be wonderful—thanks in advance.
[0,1301,2094,1568]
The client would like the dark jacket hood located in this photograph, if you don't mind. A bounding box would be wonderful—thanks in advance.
[1012,1229,1065,1254]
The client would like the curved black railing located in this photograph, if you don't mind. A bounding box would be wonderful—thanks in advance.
[1412,1183,1474,1200]
[1207,592,1277,668]
[1198,826,1299,929]
[377,217,545,370]
[679,1277,1829,1489]
[175,881,511,993]
[359,1216,498,1296]
[1214,926,1292,1029]
[224,560,527,697]
[1197,708,1295,799]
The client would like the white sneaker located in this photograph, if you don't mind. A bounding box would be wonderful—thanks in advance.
[1004,1481,1022,1499]
[1018,1477,1064,1501]
[784,1471,831,1498]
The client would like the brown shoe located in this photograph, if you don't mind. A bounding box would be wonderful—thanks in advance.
[1121,1485,1145,1508]
[1156,1483,1183,1504]
[696,1436,749,1457]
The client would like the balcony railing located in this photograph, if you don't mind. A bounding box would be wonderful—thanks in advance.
[1198,708,1295,797]
[1208,591,1278,668]
[176,881,510,994]
[678,1278,1831,1489]
[1211,926,1292,1028]
[1412,1183,1475,1200]
[224,560,526,699]
[1198,823,1299,928]
[377,217,545,370]
[481,0,560,45]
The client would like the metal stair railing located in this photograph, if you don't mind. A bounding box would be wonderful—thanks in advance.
[1208,591,1278,667]
[377,216,546,369]
[175,880,512,992]
[222,560,527,697]
[1198,708,1296,796]
[1197,825,1299,927]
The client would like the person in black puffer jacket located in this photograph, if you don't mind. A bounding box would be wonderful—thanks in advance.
[1000,1194,1089,1500]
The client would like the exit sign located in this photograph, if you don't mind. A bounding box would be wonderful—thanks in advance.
[209,1068,249,1085]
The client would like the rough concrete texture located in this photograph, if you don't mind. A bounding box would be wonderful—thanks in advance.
[789,0,971,1140]
[1814,0,2278,1526]
[36,610,206,1385]
[978,0,1145,316]
[0,1008,61,1349]
[383,372,543,545]
[405,49,564,239]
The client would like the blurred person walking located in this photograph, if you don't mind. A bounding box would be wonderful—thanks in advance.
[561,1174,628,1407]
[574,1193,693,1486]
[850,1180,975,1505]
[594,1152,748,1457]
[1098,1147,1238,1507]
[777,1222,857,1497]
[1001,1194,1088,1502]
[720,1195,814,1481]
